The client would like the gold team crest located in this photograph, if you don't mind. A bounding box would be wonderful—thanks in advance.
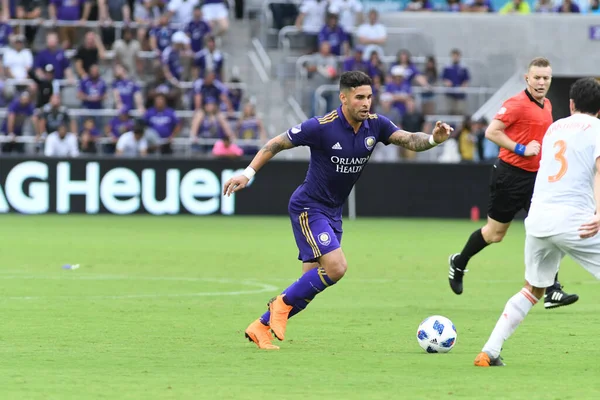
[365,136,376,151]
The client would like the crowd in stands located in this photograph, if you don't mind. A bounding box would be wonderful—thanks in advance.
[269,0,597,163]
[0,0,267,158]
[288,3,493,162]
[270,0,598,23]
[401,0,599,13]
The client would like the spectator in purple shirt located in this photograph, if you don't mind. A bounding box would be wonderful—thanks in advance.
[194,35,224,80]
[342,46,369,74]
[404,0,433,11]
[555,0,580,12]
[1,91,37,154]
[143,93,181,154]
[224,77,243,113]
[318,13,348,57]
[162,31,189,87]
[34,32,75,82]
[150,13,176,55]
[186,5,211,53]
[366,49,386,80]
[384,65,413,118]
[112,64,144,113]
[102,106,134,153]
[108,107,134,139]
[49,0,93,49]
[192,69,232,112]
[77,64,107,129]
[442,48,470,115]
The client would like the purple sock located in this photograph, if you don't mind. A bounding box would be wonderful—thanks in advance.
[259,267,335,326]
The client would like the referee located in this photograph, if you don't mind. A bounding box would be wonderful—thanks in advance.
[448,57,579,310]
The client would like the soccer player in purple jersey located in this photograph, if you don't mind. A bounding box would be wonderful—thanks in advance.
[223,71,453,350]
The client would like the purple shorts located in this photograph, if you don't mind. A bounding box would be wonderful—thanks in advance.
[289,208,343,262]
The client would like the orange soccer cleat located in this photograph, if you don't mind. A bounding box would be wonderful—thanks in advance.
[245,319,280,350]
[474,352,505,367]
[269,295,293,341]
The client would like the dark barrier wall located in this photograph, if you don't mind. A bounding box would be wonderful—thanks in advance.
[0,157,494,218]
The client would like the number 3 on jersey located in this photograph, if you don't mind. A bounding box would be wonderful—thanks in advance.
[548,140,568,183]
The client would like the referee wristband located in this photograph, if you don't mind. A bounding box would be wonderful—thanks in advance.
[242,166,256,180]
[428,135,438,146]
[514,143,526,156]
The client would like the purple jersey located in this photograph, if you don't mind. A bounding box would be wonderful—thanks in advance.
[2,99,35,134]
[112,79,139,111]
[194,49,224,80]
[144,107,179,139]
[342,57,369,74]
[79,77,107,109]
[385,81,413,116]
[150,26,175,52]
[51,0,87,20]
[226,87,242,112]
[239,118,260,140]
[185,19,211,52]
[0,23,12,47]
[318,25,347,56]
[161,46,183,81]
[287,106,397,217]
[34,49,70,80]
[192,78,227,107]
[109,117,134,138]
[197,116,224,139]
[442,64,470,99]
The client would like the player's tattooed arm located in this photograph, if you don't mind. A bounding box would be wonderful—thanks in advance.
[247,133,296,172]
[388,130,435,152]
[259,132,295,157]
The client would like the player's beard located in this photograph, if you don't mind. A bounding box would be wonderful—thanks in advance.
[355,108,369,121]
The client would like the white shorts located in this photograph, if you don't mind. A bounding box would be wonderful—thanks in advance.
[202,3,229,21]
[525,232,600,288]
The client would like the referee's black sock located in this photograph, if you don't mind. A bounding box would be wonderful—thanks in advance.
[454,229,489,270]
[545,273,561,294]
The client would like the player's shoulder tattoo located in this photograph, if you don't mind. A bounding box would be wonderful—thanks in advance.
[260,132,294,156]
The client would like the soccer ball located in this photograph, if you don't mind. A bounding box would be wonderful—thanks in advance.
[416,315,457,353]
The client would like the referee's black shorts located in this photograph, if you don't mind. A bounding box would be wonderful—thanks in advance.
[487,159,537,224]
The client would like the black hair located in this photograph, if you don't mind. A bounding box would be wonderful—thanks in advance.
[133,120,145,134]
[339,71,372,92]
[570,78,600,115]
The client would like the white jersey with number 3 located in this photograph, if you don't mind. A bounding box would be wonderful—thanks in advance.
[525,114,600,237]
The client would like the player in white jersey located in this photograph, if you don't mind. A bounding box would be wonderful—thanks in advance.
[473,77,600,367]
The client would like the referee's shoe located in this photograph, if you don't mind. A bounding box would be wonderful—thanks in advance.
[448,254,466,295]
[544,281,579,309]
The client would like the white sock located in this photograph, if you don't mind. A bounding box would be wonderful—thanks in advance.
[482,288,538,358]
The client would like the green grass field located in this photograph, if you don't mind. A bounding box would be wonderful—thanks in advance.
[1,215,599,399]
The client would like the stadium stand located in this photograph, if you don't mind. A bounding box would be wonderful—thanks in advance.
[0,0,597,161]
